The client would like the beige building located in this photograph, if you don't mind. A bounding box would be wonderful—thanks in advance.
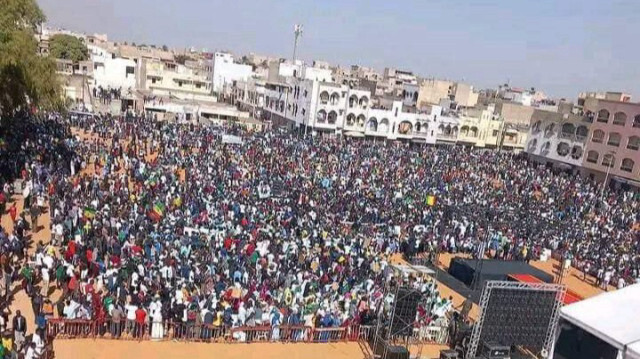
[451,82,479,108]
[416,79,454,108]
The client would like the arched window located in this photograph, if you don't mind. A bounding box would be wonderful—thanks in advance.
[398,121,413,135]
[359,96,369,109]
[570,145,583,160]
[586,150,599,164]
[607,132,621,147]
[415,122,421,132]
[316,110,327,123]
[592,129,604,143]
[527,138,538,152]
[544,123,556,137]
[541,141,551,155]
[576,125,589,140]
[561,123,576,138]
[628,136,640,151]
[330,92,340,105]
[327,111,337,124]
[460,126,469,136]
[613,112,627,126]
[634,115,640,128]
[597,109,610,123]
[379,118,390,133]
[319,91,329,104]
[602,153,615,168]
[367,118,378,132]
[621,158,635,173]
[356,114,366,127]
[348,95,358,108]
[470,127,479,138]
[556,142,570,156]
[346,113,356,126]
[532,121,542,134]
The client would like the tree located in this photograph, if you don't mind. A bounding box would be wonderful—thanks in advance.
[49,34,89,64]
[162,45,168,51]
[0,0,62,117]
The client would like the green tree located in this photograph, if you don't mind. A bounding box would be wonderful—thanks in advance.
[0,0,62,117]
[49,34,89,63]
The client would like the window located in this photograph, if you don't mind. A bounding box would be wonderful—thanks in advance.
[607,132,621,147]
[586,150,599,164]
[196,83,202,89]
[151,78,157,84]
[576,125,589,140]
[544,123,556,137]
[178,81,183,87]
[628,136,640,150]
[621,158,635,173]
[531,121,542,134]
[596,109,610,123]
[492,130,499,137]
[602,154,615,168]
[556,142,570,156]
[561,123,576,138]
[126,66,135,75]
[612,112,627,126]
[592,129,604,143]
[319,91,329,105]
[570,146,583,160]
[634,115,640,128]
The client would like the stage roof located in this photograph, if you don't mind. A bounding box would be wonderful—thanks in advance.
[559,283,640,351]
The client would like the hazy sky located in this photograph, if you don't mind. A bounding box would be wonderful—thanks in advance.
[39,0,640,99]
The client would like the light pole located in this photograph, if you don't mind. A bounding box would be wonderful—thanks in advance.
[600,150,616,202]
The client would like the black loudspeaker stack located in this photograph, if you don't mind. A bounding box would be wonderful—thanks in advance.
[390,287,421,337]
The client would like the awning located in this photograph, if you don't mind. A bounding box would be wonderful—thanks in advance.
[344,131,365,138]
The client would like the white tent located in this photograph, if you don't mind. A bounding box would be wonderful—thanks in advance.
[556,284,640,358]
[627,342,640,359]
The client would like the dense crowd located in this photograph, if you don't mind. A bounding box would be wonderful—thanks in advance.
[0,112,638,353]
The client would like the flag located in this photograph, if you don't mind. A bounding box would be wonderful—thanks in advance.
[426,195,437,207]
[83,207,97,219]
[148,202,165,222]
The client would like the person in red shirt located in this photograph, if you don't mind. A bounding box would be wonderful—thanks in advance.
[134,307,147,338]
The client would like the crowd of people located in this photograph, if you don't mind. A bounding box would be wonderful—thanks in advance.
[0,111,638,353]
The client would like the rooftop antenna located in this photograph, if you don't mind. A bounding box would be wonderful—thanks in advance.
[292,24,303,64]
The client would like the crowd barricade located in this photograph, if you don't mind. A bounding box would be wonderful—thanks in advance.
[46,318,96,339]
[310,327,347,342]
[46,319,449,345]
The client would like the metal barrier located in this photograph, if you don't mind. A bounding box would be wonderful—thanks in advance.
[46,319,448,345]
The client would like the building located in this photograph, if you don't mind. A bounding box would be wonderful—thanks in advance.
[211,52,254,94]
[383,68,418,96]
[416,79,454,108]
[524,96,640,187]
[88,43,138,90]
[142,60,212,100]
[451,82,479,108]
[581,97,640,185]
[230,77,266,119]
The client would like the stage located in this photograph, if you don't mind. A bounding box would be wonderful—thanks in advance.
[439,257,555,302]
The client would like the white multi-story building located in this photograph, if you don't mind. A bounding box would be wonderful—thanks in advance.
[212,52,254,94]
[88,43,137,90]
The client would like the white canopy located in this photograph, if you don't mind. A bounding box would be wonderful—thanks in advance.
[626,341,640,359]
[391,263,435,277]
[559,284,640,351]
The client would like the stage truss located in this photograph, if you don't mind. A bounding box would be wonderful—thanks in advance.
[466,280,566,359]
[370,283,426,359]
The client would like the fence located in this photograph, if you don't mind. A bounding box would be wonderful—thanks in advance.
[46,319,448,345]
